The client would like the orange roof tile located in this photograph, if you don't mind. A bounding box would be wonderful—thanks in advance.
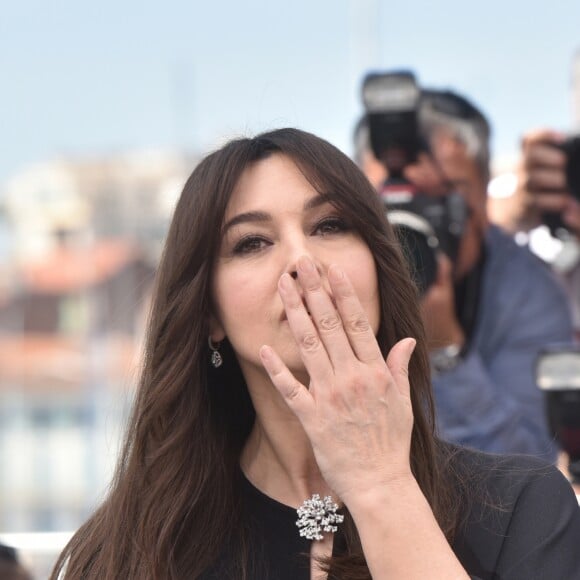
[21,240,142,294]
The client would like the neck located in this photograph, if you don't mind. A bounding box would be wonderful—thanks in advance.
[239,366,332,508]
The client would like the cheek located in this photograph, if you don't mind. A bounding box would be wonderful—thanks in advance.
[345,256,380,331]
[213,269,274,331]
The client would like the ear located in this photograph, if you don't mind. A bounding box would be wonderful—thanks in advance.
[209,314,226,343]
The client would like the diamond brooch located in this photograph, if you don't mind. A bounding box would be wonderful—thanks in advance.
[296,494,344,541]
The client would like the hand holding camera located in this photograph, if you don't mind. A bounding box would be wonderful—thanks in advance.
[518,129,580,238]
[420,253,465,353]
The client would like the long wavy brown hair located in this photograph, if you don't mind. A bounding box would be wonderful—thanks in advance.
[51,128,462,579]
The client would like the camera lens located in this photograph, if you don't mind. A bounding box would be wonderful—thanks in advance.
[389,210,439,295]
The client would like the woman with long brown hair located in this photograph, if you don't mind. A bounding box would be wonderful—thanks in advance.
[52,128,580,579]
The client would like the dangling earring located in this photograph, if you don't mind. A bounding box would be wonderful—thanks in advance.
[208,337,223,368]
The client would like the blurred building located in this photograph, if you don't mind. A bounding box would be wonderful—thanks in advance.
[0,149,196,535]
[0,239,153,532]
[1,150,195,265]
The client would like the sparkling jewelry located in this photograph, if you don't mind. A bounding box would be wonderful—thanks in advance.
[208,337,223,368]
[296,494,344,541]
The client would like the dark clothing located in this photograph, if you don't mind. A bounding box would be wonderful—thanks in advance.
[433,226,574,458]
[200,448,580,579]
[451,448,580,579]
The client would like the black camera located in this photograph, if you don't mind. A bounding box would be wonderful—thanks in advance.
[361,70,468,295]
[562,136,580,201]
[543,136,580,238]
[536,344,580,483]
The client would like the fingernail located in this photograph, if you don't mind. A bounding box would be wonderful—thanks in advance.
[260,345,273,360]
[279,273,293,291]
[298,256,315,274]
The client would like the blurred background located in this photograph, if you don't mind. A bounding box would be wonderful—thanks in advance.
[1,0,579,576]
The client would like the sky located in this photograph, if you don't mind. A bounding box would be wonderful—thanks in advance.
[1,0,579,189]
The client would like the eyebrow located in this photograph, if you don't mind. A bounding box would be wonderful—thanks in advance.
[222,192,334,234]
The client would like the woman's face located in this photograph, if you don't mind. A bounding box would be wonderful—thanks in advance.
[211,154,380,380]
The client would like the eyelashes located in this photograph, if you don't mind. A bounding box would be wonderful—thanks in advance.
[232,235,271,255]
[314,216,349,236]
[231,215,351,256]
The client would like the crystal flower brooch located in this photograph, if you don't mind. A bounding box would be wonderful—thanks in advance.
[296,494,344,541]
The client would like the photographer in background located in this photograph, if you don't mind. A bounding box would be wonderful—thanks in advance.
[489,128,580,339]
[356,75,574,460]
[0,544,33,580]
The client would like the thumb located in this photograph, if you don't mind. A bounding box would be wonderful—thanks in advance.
[386,338,417,398]
[435,253,453,286]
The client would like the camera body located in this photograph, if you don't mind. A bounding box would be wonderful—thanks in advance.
[562,135,580,201]
[543,136,580,238]
[361,70,467,295]
[378,178,467,295]
[536,344,580,483]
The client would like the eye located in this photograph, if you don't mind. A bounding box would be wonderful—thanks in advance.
[314,216,350,236]
[232,235,271,255]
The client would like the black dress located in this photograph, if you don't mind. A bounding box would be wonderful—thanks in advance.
[201,448,580,579]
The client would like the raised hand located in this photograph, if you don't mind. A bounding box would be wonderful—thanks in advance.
[420,253,465,352]
[259,255,417,507]
[512,129,580,236]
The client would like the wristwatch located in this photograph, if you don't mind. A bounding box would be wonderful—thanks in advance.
[430,344,463,375]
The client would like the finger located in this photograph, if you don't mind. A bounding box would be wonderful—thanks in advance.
[434,252,453,286]
[278,271,333,383]
[525,167,567,191]
[385,338,417,399]
[327,264,383,364]
[421,253,452,298]
[529,192,574,214]
[522,129,566,152]
[524,143,567,170]
[259,345,314,422]
[295,256,354,367]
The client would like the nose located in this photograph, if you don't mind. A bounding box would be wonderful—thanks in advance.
[284,246,324,282]
[282,228,325,282]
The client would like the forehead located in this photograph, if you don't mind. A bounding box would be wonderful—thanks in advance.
[430,128,470,163]
[430,129,484,192]
[225,154,319,217]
